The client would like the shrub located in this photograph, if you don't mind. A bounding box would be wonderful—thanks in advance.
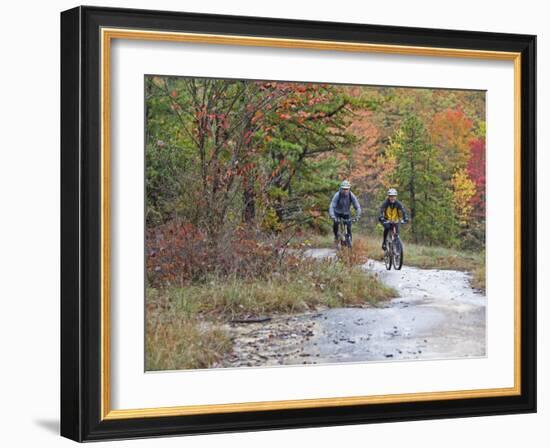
[146,219,292,287]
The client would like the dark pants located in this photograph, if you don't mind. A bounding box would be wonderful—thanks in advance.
[333,213,351,239]
[383,222,399,245]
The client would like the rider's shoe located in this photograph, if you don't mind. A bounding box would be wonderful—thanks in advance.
[382,242,387,251]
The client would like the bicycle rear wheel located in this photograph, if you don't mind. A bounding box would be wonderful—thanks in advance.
[393,238,403,270]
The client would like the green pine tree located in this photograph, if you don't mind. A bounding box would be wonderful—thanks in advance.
[386,114,457,246]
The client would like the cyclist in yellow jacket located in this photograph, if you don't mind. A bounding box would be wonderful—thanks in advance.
[379,188,408,250]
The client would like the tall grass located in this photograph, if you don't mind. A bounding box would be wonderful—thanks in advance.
[145,289,232,371]
[149,258,395,320]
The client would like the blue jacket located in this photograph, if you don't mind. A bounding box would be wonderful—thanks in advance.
[329,189,361,219]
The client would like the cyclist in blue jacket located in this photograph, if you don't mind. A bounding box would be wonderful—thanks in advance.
[328,180,361,244]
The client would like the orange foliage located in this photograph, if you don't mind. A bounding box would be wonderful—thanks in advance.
[430,108,473,172]
[343,109,391,198]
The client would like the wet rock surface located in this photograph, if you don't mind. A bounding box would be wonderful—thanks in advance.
[216,249,486,368]
[217,313,324,367]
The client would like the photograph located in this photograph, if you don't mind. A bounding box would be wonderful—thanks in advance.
[144,75,487,371]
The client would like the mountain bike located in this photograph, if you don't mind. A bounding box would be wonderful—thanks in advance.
[383,220,406,270]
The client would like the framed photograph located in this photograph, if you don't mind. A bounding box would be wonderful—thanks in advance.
[60,6,536,442]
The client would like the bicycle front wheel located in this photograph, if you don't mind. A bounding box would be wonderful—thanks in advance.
[384,247,392,270]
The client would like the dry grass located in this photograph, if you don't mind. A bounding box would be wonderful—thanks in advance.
[401,242,483,272]
[145,289,232,371]
[470,264,486,292]
[150,258,395,320]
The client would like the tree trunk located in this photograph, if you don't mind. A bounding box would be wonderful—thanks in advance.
[243,184,255,222]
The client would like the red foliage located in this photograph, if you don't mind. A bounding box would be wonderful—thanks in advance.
[146,221,209,286]
[146,220,284,287]
[467,137,486,219]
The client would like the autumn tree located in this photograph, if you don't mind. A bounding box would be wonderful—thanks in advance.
[430,108,473,180]
[386,114,457,245]
[467,137,486,220]
[145,77,360,237]
[343,108,388,224]
[257,82,358,228]
[146,77,283,236]
[451,168,476,226]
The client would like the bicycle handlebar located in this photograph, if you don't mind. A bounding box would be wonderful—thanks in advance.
[332,217,359,223]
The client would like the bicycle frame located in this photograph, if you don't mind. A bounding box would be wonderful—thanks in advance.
[337,217,353,248]
[389,221,399,243]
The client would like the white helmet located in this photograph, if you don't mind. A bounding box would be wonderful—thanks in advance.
[340,180,351,189]
[387,188,398,196]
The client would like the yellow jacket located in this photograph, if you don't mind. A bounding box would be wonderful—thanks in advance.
[379,199,408,223]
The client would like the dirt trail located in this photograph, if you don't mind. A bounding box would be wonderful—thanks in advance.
[216,248,486,368]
